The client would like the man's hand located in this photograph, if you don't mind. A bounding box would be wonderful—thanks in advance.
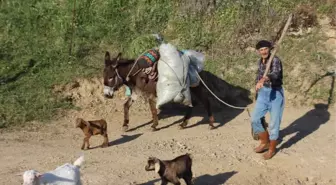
[255,77,268,91]
[256,81,263,91]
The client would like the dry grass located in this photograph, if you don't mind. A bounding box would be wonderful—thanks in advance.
[0,0,335,128]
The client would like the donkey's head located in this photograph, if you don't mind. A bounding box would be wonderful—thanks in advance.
[103,51,124,98]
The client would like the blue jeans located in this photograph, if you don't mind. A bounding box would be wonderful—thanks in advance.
[251,86,285,140]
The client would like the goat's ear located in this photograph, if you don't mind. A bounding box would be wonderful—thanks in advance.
[83,120,90,128]
[105,51,111,66]
[35,172,42,178]
[154,159,161,173]
[148,156,157,162]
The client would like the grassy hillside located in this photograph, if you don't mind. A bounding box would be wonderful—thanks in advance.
[0,0,335,128]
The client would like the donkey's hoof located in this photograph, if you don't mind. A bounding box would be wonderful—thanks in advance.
[178,125,185,130]
[208,125,215,130]
[122,126,129,132]
[101,144,109,148]
[151,127,159,132]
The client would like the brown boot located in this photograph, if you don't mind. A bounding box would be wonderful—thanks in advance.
[254,131,269,153]
[263,140,277,160]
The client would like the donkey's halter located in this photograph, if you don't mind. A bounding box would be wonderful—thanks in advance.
[111,64,142,89]
[108,66,123,90]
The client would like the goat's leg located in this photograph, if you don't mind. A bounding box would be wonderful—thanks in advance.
[81,138,86,150]
[149,97,159,131]
[160,178,168,185]
[101,133,109,148]
[171,178,181,185]
[84,136,91,150]
[183,177,193,185]
[123,97,133,132]
[183,171,194,185]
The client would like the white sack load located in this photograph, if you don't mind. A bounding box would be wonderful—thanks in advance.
[156,43,192,109]
[183,50,206,87]
[188,64,200,87]
[183,50,205,72]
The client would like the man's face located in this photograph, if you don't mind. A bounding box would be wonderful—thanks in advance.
[258,47,270,59]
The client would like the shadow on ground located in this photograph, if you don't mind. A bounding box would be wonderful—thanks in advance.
[279,103,330,149]
[138,171,237,185]
[127,70,253,131]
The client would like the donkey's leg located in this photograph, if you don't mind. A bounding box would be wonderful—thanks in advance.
[179,105,193,129]
[192,86,215,129]
[148,97,159,131]
[123,97,133,132]
[202,94,215,130]
[179,87,200,129]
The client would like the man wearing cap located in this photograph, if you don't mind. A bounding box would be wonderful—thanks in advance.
[251,40,284,160]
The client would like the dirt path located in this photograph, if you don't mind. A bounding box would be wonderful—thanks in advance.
[0,97,335,185]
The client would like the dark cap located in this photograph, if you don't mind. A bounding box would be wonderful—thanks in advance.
[256,40,273,50]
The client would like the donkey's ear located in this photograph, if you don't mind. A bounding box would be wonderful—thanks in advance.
[116,52,122,61]
[105,51,111,61]
[105,51,111,66]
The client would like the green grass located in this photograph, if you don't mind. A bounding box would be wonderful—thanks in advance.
[0,0,335,128]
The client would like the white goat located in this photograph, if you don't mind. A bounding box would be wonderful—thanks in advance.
[22,154,84,185]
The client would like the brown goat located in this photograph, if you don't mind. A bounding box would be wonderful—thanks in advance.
[145,153,193,185]
[75,118,109,150]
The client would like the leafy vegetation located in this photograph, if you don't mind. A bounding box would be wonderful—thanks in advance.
[0,0,335,127]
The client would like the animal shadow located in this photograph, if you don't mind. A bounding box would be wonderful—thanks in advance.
[193,171,238,185]
[279,103,330,150]
[108,133,142,146]
[88,133,142,150]
[157,70,252,129]
[138,171,237,185]
[126,70,252,131]
[127,120,154,132]
[137,179,160,185]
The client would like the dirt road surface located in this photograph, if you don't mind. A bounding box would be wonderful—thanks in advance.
[1,95,335,185]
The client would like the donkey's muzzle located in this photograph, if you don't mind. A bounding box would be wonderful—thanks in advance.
[104,94,113,99]
[104,86,114,99]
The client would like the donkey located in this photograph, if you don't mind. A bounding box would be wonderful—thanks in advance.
[103,51,215,132]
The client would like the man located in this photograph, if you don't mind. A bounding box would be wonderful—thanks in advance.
[251,40,285,160]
